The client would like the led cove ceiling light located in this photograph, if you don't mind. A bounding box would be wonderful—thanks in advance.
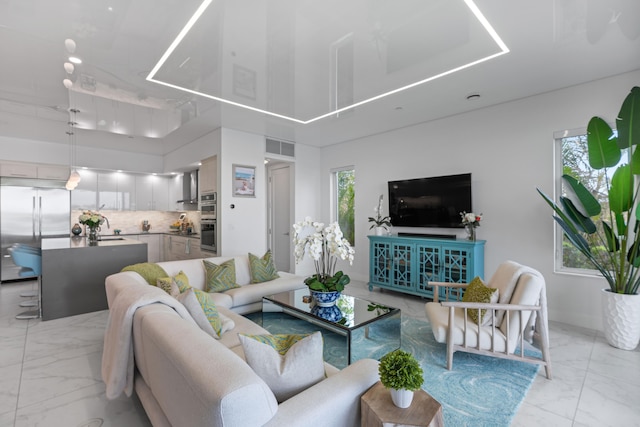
[147,0,509,125]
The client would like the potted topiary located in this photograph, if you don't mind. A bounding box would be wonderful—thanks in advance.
[378,349,424,408]
[538,86,640,350]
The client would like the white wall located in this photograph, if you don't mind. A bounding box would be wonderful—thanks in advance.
[218,128,268,256]
[320,70,640,331]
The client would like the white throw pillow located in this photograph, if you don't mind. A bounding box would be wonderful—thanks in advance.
[238,332,325,402]
[177,289,235,339]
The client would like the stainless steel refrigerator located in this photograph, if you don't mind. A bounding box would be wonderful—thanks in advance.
[1,178,70,282]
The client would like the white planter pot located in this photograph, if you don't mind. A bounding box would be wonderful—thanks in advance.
[389,388,414,408]
[601,289,640,350]
[375,227,386,236]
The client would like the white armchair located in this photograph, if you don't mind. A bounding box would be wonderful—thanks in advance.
[425,261,552,379]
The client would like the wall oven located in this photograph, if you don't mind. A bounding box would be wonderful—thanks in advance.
[200,219,216,252]
[200,192,216,220]
[200,192,216,252]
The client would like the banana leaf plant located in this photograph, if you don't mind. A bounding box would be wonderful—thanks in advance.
[537,86,640,295]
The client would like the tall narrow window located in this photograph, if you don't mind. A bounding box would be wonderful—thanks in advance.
[333,167,355,246]
[556,130,623,272]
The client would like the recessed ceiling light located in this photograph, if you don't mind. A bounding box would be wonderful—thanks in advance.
[69,56,82,64]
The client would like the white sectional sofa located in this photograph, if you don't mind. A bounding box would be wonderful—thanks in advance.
[103,254,380,426]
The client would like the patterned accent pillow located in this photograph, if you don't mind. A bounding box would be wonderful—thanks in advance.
[173,270,190,292]
[190,287,223,335]
[156,277,180,296]
[462,276,499,325]
[177,289,220,338]
[121,262,168,285]
[248,250,280,283]
[238,332,325,402]
[203,259,239,293]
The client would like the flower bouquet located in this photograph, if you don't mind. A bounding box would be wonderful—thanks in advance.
[292,217,354,293]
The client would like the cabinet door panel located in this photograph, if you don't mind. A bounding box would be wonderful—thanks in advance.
[442,247,470,283]
[371,241,391,285]
[391,243,414,290]
[416,245,439,295]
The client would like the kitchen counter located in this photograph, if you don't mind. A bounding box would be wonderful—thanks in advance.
[40,237,147,320]
[44,236,147,250]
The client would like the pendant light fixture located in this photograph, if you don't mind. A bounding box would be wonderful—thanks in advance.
[63,38,81,190]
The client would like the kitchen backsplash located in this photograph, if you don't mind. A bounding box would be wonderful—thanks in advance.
[70,210,201,235]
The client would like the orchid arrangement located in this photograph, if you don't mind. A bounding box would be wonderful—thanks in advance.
[79,210,109,229]
[293,217,355,292]
[460,211,482,228]
[368,194,392,230]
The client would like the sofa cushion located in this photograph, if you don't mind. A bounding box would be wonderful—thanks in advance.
[223,272,304,308]
[204,259,240,293]
[248,251,280,283]
[462,277,499,325]
[121,262,168,286]
[239,332,325,402]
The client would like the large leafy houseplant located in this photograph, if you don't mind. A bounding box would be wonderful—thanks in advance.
[537,86,640,295]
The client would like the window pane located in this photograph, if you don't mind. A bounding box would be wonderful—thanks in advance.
[336,169,355,245]
[559,133,624,270]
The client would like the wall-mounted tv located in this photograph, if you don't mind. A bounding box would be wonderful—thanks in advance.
[388,173,472,228]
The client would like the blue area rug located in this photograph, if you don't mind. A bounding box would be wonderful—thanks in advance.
[245,312,539,427]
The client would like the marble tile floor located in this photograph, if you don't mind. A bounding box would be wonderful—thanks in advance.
[1,279,639,427]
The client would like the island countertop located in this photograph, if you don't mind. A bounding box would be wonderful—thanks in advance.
[40,236,147,321]
[42,236,146,250]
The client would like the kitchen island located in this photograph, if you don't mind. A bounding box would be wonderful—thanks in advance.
[40,237,147,321]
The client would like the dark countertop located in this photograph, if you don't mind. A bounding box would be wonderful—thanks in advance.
[42,237,146,250]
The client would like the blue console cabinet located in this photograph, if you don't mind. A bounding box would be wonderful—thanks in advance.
[368,235,485,300]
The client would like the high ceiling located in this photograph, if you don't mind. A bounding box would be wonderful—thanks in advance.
[0,0,638,156]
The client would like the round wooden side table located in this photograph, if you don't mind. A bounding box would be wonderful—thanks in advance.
[361,381,444,427]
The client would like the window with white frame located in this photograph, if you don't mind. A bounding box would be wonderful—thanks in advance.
[332,167,355,246]
[555,129,624,273]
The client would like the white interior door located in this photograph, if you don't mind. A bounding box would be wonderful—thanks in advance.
[268,164,292,272]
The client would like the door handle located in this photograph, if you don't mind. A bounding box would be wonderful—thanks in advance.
[283,232,290,236]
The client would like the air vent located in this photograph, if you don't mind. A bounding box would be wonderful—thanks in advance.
[266,138,295,158]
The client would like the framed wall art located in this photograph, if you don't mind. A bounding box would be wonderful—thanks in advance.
[232,164,256,197]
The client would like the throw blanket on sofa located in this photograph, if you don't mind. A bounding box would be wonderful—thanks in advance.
[102,283,197,399]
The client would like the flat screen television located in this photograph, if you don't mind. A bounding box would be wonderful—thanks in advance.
[388,173,472,228]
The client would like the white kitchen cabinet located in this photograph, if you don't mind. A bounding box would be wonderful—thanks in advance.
[0,162,37,178]
[71,169,98,210]
[98,172,134,211]
[137,234,162,262]
[199,156,217,194]
[37,165,70,180]
[135,175,170,211]
[168,174,183,211]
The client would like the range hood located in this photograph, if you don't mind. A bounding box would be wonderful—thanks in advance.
[177,171,198,209]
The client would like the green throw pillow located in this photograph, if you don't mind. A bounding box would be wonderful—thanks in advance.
[173,270,190,292]
[121,262,168,286]
[462,276,499,325]
[248,250,280,284]
[203,259,239,293]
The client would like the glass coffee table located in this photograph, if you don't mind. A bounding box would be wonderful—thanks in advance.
[262,289,401,366]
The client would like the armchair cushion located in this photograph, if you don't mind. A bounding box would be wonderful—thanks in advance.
[461,277,499,325]
[487,261,527,325]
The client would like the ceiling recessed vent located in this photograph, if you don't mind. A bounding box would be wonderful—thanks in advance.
[266,138,295,158]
